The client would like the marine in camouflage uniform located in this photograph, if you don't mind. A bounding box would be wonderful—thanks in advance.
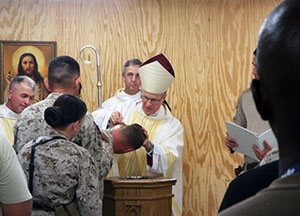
[17,130,100,215]
[13,92,114,204]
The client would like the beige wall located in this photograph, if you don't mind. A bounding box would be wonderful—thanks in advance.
[0,0,281,215]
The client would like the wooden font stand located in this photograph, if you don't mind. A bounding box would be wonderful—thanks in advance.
[103,177,176,216]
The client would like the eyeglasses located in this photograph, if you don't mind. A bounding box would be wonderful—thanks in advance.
[141,94,165,104]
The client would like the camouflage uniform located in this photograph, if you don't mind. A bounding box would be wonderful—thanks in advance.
[13,92,114,203]
[17,131,101,216]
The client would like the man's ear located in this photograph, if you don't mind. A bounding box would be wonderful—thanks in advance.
[74,77,81,97]
[7,89,13,100]
[251,79,272,120]
[44,78,51,91]
[122,73,126,83]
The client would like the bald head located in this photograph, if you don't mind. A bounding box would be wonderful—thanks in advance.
[255,0,300,120]
[254,0,300,174]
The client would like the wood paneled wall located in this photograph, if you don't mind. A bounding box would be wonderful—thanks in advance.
[0,0,281,215]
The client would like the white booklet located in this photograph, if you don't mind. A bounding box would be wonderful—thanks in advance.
[225,121,278,162]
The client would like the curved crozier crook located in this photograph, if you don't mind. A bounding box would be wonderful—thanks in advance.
[79,45,102,108]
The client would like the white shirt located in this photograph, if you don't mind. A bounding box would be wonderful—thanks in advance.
[0,104,19,144]
[0,103,19,119]
[0,132,32,215]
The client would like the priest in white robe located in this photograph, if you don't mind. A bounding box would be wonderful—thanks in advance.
[0,76,35,144]
[102,59,142,110]
[93,53,184,216]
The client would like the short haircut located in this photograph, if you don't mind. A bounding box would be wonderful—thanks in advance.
[44,94,87,129]
[48,56,80,89]
[121,123,146,149]
[122,59,142,75]
[9,75,36,91]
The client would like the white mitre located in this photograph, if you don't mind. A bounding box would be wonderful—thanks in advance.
[138,53,175,94]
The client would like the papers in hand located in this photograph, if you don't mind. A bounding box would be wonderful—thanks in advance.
[225,121,278,162]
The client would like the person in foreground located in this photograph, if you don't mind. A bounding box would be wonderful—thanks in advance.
[94,53,184,216]
[218,160,279,212]
[18,94,101,215]
[217,0,300,215]
[0,76,35,144]
[0,132,32,216]
[13,55,145,210]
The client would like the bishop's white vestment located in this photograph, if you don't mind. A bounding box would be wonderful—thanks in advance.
[93,99,184,216]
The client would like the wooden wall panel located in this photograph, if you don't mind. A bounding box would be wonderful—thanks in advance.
[0,0,282,215]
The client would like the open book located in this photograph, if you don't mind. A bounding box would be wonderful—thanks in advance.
[225,121,278,162]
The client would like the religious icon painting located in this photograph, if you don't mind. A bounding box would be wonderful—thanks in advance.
[0,40,56,103]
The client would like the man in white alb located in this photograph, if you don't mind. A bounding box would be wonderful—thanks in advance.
[102,59,142,110]
[0,76,35,144]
